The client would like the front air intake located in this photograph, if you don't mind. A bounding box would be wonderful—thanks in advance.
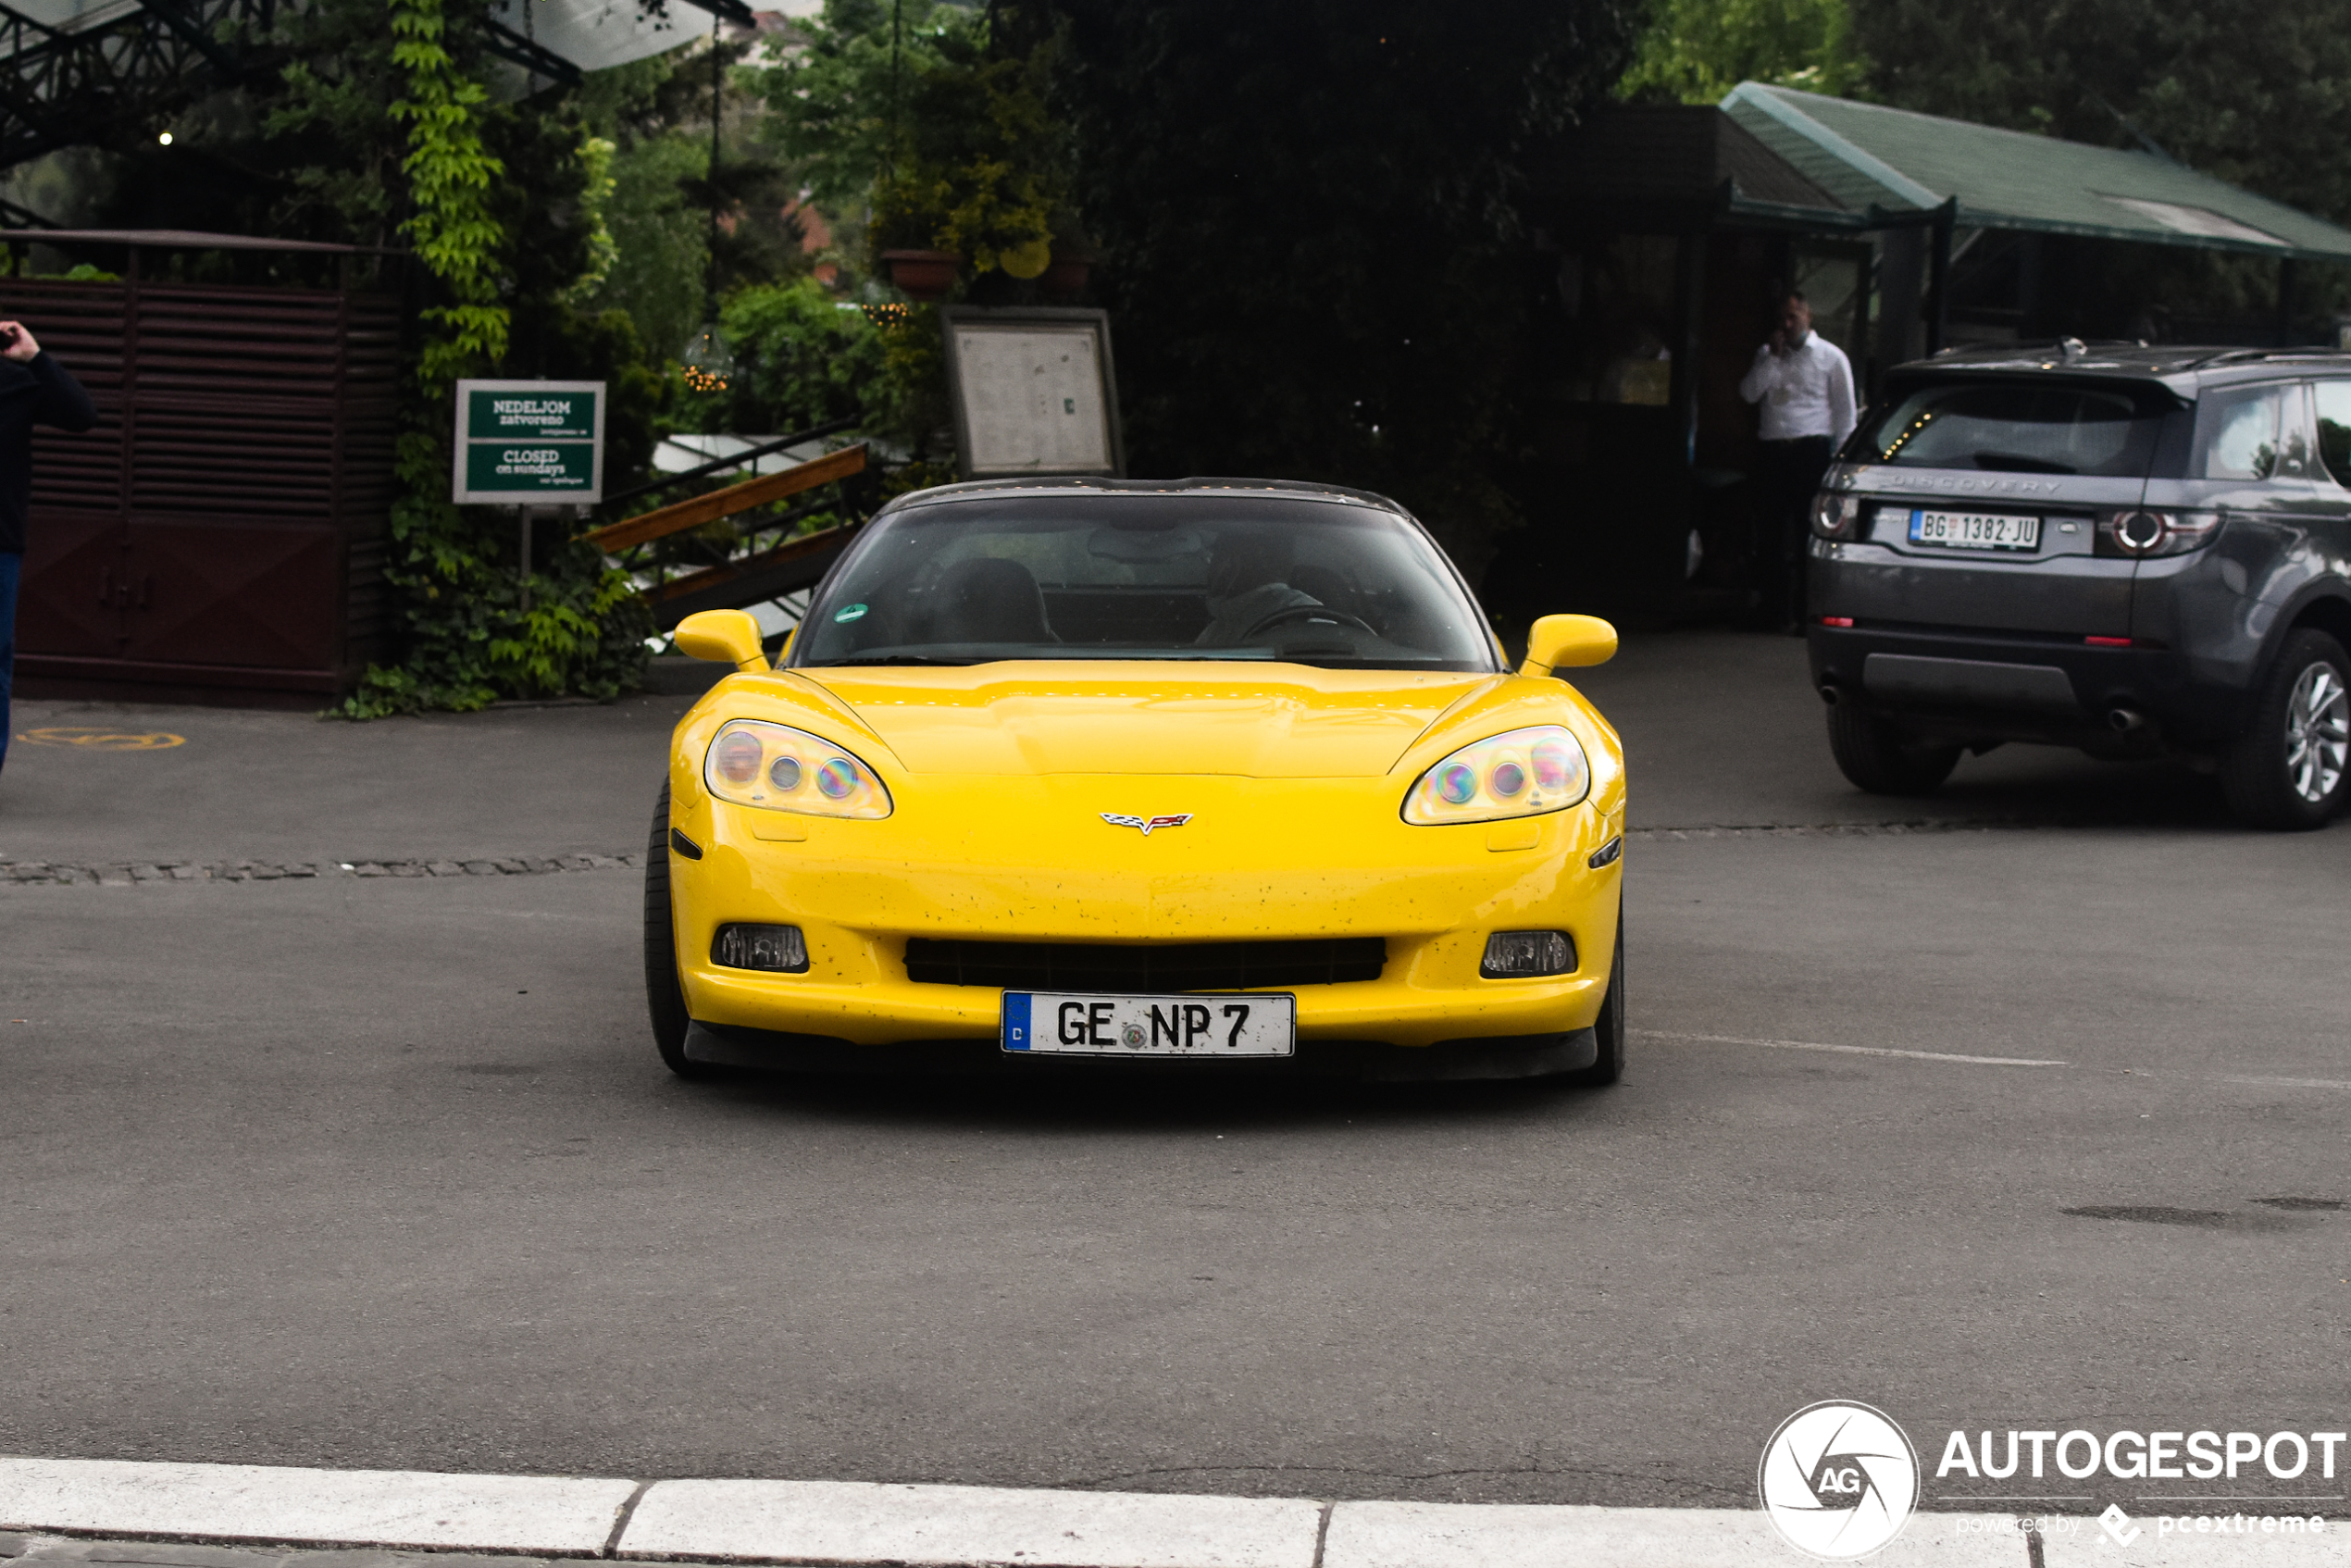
[904,938,1386,991]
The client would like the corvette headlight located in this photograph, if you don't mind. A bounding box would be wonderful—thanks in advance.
[1402,725,1589,825]
[703,719,891,819]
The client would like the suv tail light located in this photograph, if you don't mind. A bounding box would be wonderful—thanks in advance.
[1810,492,1862,539]
[2096,509,2220,558]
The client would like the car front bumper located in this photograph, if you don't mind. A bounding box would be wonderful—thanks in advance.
[665,769,1625,1054]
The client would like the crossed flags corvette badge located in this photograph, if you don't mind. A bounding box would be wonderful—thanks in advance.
[1100,813,1194,835]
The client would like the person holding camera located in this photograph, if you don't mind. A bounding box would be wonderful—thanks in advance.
[1740,290,1855,632]
[0,317,97,779]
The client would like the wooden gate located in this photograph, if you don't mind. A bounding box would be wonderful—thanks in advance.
[2,240,399,704]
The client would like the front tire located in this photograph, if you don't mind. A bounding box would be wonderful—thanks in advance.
[644,782,709,1078]
[1827,702,1961,796]
[1567,909,1625,1088]
[2220,629,2351,831]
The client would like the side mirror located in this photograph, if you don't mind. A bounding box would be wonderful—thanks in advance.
[1521,614,1617,677]
[674,609,768,672]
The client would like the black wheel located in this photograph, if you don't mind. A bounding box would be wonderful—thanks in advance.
[1826,702,1961,796]
[2220,629,2351,831]
[644,782,709,1078]
[1566,908,1625,1088]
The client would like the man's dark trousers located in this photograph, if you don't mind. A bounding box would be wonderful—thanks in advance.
[0,347,101,774]
[0,549,17,774]
[1751,434,1834,629]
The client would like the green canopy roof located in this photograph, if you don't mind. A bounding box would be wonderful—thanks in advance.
[1721,82,2351,263]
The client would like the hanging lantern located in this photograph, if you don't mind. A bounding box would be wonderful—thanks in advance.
[680,322,736,392]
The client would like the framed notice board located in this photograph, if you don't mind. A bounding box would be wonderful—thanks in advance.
[939,307,1124,479]
[452,379,606,504]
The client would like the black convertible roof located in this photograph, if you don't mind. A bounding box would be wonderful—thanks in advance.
[889,477,1409,514]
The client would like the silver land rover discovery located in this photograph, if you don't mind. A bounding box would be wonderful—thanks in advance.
[1808,344,2351,830]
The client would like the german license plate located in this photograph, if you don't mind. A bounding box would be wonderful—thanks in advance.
[1909,509,2040,551]
[1002,992,1297,1057]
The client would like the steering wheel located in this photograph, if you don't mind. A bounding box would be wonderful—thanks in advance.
[1240,603,1381,641]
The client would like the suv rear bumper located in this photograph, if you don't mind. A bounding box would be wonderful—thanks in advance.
[1807,624,2245,750]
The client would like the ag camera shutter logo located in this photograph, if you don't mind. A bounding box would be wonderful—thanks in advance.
[1759,1400,1921,1560]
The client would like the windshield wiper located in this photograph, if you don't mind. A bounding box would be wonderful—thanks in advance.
[1971,451,2076,474]
[801,654,978,666]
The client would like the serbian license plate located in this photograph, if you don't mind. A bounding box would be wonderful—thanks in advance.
[1909,508,2041,551]
[1002,992,1297,1058]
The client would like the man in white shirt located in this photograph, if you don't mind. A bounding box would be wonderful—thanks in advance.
[1738,290,1856,630]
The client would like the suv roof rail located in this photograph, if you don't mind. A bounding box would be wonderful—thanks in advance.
[2184,346,2351,368]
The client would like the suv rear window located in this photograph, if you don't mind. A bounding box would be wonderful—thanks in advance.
[1851,380,2176,477]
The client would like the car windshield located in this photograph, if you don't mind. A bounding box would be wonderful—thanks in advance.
[791,492,1498,671]
[1851,380,2174,476]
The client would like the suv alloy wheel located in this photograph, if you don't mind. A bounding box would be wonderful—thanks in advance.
[2220,628,2351,830]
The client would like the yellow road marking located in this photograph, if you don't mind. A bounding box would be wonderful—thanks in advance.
[13,727,187,751]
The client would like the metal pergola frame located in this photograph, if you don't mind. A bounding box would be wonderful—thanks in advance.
[0,0,756,176]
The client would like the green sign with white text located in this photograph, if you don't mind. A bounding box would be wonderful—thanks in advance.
[465,441,598,494]
[453,379,605,504]
[466,388,597,441]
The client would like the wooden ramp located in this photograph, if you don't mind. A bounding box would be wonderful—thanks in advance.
[580,444,866,631]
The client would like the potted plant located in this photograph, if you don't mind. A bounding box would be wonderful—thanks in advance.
[1039,231,1099,301]
[879,249,960,302]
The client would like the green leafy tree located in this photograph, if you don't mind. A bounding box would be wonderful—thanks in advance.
[1848,0,2351,325]
[869,26,1066,278]
[1619,0,1863,104]
[678,276,886,435]
[756,0,977,245]
[391,0,508,379]
[578,68,714,362]
[578,39,807,364]
[761,0,1065,282]
[1853,0,2351,228]
[1009,0,1639,570]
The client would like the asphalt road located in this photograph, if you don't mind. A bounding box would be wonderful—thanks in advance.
[0,660,720,870]
[3,633,2344,1513]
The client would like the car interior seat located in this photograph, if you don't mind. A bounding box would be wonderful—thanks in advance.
[1288,563,1350,614]
[927,555,1060,644]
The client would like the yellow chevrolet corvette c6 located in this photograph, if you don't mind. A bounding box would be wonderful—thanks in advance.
[648,479,1626,1083]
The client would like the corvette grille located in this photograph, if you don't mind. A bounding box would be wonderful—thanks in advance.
[903,937,1387,991]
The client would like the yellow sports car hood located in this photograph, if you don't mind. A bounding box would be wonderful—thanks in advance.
[784,662,1499,777]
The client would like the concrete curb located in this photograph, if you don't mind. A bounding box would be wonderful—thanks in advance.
[0,857,640,887]
[620,1479,1318,1568]
[0,1457,2158,1568]
[0,1462,633,1556]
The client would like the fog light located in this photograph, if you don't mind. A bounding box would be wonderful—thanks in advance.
[712,923,808,973]
[1480,929,1576,978]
